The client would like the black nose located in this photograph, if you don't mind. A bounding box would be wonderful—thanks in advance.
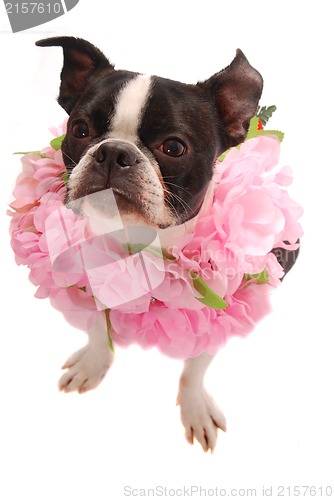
[94,141,140,169]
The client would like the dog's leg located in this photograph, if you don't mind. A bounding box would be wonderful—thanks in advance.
[177,353,226,452]
[58,315,114,394]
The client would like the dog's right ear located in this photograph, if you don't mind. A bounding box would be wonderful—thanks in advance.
[36,37,112,114]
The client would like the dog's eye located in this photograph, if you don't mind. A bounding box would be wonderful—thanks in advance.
[72,121,90,139]
[161,139,186,157]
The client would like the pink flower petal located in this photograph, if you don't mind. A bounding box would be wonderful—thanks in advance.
[8,121,303,359]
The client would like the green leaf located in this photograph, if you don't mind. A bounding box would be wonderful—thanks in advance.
[50,134,66,151]
[122,243,176,262]
[256,129,284,142]
[244,269,269,285]
[190,272,228,310]
[14,133,66,156]
[246,116,284,142]
[14,150,47,158]
[246,116,260,139]
[125,243,163,258]
[257,105,277,126]
[62,170,69,185]
[217,108,283,163]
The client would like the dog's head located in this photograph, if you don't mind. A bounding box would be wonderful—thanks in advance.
[36,37,262,229]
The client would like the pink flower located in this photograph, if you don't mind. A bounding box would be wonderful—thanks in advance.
[8,124,303,360]
[10,153,42,212]
[48,119,68,139]
[109,280,273,359]
[49,287,101,331]
[172,136,303,301]
[11,230,40,263]
[10,148,66,215]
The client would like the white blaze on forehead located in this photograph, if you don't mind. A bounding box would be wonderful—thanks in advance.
[110,74,152,141]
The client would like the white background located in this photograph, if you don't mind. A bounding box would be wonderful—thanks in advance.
[0,1,333,499]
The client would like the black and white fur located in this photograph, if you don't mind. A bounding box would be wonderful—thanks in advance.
[35,37,284,452]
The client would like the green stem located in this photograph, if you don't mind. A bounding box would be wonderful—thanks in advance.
[104,309,114,353]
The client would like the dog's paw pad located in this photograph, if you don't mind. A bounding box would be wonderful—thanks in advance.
[177,389,226,453]
[59,345,113,393]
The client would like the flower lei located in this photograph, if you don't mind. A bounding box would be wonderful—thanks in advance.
[8,107,303,359]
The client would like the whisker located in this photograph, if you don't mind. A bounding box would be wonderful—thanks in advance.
[170,193,192,214]
[164,180,192,196]
[158,184,179,219]
[62,151,78,168]
[161,184,193,220]
[162,183,192,210]
[163,179,193,217]
[163,195,180,223]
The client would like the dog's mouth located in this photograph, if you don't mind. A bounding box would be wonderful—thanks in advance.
[63,148,183,229]
[66,184,143,216]
[65,180,174,231]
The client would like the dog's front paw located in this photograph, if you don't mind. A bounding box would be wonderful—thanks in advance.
[177,388,226,453]
[59,345,114,394]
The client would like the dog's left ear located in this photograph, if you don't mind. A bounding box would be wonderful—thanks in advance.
[200,50,263,150]
[36,36,112,114]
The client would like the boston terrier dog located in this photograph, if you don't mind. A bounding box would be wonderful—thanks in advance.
[35,37,285,452]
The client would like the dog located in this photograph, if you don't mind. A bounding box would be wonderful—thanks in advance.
[35,37,297,452]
